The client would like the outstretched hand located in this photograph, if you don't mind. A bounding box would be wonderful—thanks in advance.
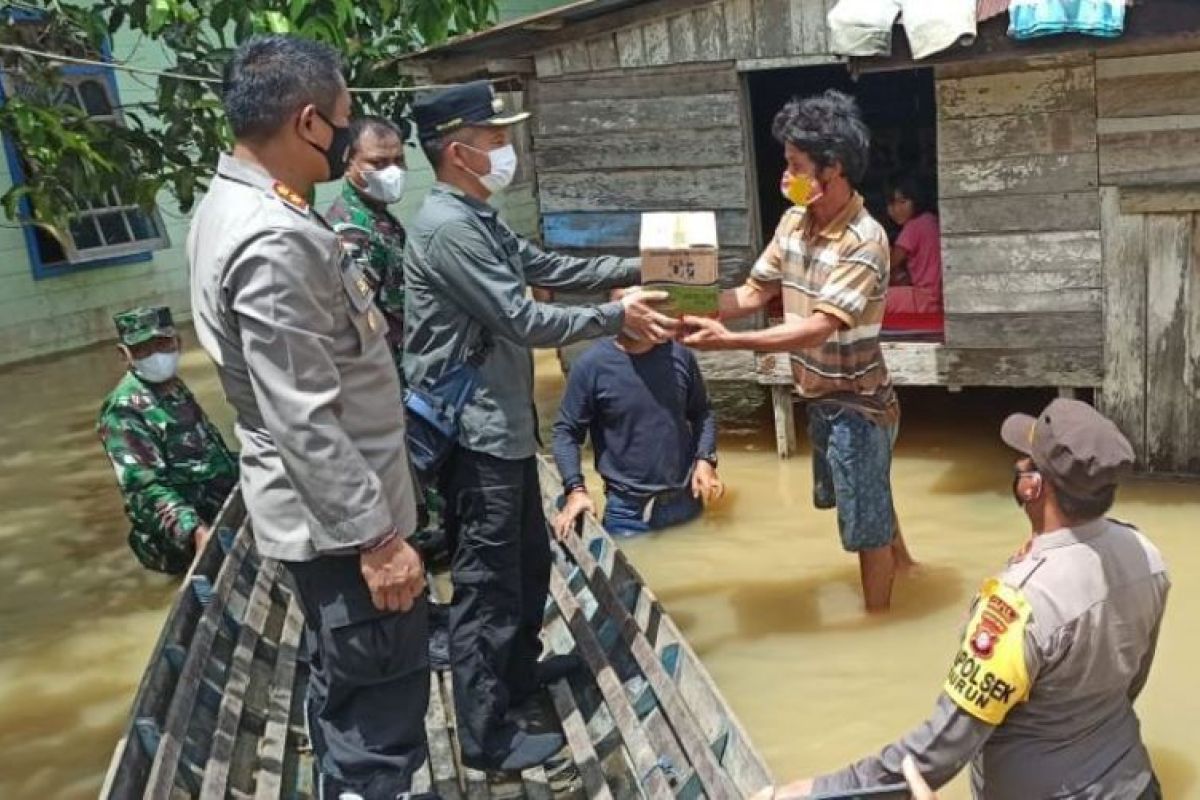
[620,289,678,344]
[681,315,735,350]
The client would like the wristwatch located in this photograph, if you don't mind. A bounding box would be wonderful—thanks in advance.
[698,454,718,468]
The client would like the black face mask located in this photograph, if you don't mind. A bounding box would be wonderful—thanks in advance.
[309,109,352,182]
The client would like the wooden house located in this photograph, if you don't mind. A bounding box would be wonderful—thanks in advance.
[403,0,1200,475]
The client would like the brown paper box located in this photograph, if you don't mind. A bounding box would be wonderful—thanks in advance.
[639,211,720,316]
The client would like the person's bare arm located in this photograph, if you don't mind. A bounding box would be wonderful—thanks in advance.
[683,311,841,353]
[719,280,780,321]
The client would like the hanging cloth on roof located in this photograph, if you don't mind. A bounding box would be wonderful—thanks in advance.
[1008,0,1126,39]
[827,0,977,60]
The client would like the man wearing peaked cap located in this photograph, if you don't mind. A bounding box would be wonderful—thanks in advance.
[96,306,238,574]
[189,35,433,800]
[758,398,1169,800]
[404,80,678,772]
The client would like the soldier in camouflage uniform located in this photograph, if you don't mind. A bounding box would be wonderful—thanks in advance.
[328,114,449,552]
[326,115,410,375]
[96,306,238,574]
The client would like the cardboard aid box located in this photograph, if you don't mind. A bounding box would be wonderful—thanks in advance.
[639,211,719,316]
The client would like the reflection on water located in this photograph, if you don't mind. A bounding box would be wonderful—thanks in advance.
[0,341,1196,799]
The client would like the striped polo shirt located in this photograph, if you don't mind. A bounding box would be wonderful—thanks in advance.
[749,193,898,424]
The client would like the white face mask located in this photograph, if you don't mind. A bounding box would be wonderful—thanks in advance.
[360,165,407,204]
[463,143,518,194]
[133,351,180,383]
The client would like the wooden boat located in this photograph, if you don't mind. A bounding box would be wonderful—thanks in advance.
[101,456,773,799]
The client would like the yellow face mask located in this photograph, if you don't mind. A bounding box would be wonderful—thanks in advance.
[780,171,822,207]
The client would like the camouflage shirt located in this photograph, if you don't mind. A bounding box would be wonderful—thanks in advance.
[96,370,238,573]
[327,180,407,374]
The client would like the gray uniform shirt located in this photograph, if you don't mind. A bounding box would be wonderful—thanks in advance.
[403,183,640,459]
[189,154,417,562]
[816,517,1169,799]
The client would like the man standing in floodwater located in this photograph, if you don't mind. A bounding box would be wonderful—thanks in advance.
[189,36,431,799]
[684,90,913,612]
[551,306,724,538]
[756,399,1169,800]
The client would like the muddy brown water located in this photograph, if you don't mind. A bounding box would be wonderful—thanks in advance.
[0,341,1196,799]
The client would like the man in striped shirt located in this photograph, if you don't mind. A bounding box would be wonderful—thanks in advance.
[684,90,914,611]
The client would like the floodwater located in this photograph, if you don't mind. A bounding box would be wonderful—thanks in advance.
[0,341,1196,799]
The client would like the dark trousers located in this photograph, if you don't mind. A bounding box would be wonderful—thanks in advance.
[285,556,430,799]
[440,449,552,763]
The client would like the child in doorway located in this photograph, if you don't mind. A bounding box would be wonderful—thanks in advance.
[883,172,944,333]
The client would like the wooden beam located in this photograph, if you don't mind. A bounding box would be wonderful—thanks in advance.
[485,57,534,74]
[1144,213,1198,472]
[736,54,842,71]
[1098,187,1148,463]
[408,0,726,78]
[541,616,616,800]
[200,561,281,798]
[535,127,744,173]
[251,597,305,800]
[771,385,796,458]
[941,191,1100,234]
[535,92,740,136]
[556,533,746,798]
[938,109,1097,163]
[1120,184,1200,215]
[143,526,256,798]
[99,492,246,799]
[547,570,676,799]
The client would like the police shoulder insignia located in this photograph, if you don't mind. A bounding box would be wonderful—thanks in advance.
[943,578,1032,725]
[272,182,310,214]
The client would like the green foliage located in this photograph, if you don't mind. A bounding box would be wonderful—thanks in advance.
[0,0,497,238]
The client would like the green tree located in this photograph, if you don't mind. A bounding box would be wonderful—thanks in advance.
[0,0,495,244]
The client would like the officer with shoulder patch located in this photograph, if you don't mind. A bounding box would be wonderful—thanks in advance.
[188,35,432,800]
[326,115,410,376]
[757,399,1169,800]
[96,305,238,574]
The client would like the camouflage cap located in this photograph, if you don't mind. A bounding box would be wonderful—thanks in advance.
[114,306,176,347]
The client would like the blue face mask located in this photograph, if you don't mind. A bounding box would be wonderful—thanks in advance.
[133,351,180,383]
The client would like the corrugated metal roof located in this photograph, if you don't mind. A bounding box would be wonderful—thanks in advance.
[404,0,654,61]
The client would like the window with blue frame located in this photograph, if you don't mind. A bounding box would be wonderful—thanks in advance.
[0,20,169,278]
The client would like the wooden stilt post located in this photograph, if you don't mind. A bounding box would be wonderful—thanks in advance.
[771,385,796,458]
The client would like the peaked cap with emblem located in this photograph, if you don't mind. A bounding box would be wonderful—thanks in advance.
[114,305,176,347]
[412,80,531,142]
[1001,398,1135,497]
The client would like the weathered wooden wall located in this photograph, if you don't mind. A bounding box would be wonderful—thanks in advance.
[934,57,1104,385]
[1096,52,1200,474]
[533,62,754,285]
[532,0,838,78]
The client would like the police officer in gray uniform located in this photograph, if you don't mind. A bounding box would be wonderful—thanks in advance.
[189,36,431,800]
[404,81,677,771]
[758,398,1169,800]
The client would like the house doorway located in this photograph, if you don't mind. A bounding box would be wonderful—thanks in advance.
[743,65,940,336]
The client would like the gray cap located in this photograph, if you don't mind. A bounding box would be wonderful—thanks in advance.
[1001,398,1135,497]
